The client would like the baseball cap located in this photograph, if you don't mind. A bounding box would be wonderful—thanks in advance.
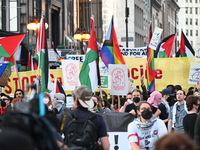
[162,88,173,96]
[74,85,94,108]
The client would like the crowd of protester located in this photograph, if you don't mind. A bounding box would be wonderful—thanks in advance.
[0,78,200,150]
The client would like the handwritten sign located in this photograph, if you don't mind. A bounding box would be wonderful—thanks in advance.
[149,27,163,50]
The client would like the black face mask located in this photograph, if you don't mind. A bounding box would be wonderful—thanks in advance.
[133,97,140,103]
[141,109,152,119]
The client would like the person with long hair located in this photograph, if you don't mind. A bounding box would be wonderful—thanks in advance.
[127,101,167,150]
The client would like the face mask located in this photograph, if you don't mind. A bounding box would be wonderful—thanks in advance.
[43,97,50,104]
[133,97,140,103]
[141,109,152,119]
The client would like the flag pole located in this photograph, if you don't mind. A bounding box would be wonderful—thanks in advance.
[99,85,103,100]
[14,59,21,89]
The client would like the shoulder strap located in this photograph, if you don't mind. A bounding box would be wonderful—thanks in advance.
[60,109,71,133]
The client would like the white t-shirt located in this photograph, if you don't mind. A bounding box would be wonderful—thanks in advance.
[127,117,167,150]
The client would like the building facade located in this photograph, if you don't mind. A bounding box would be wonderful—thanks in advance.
[176,0,200,51]
[0,0,180,52]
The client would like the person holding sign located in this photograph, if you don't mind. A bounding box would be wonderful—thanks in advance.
[127,101,167,150]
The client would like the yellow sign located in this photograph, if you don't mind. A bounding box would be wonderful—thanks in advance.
[3,57,198,95]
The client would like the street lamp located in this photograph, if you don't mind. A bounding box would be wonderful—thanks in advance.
[73,28,90,54]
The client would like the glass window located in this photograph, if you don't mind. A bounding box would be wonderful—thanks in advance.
[186,18,188,25]
[190,30,193,36]
[186,0,188,2]
[186,29,188,36]
[9,0,17,31]
[186,7,188,14]
[190,18,192,25]
[190,8,192,14]
[196,30,198,36]
[196,19,198,25]
[196,8,198,14]
[196,0,198,3]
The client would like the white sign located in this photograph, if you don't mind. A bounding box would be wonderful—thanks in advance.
[66,55,85,64]
[109,64,128,95]
[66,96,74,108]
[195,44,200,61]
[188,62,200,85]
[61,60,80,90]
[120,47,147,58]
[149,27,163,50]
[108,132,131,150]
[48,49,61,61]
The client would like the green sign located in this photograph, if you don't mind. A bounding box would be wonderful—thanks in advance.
[101,76,108,89]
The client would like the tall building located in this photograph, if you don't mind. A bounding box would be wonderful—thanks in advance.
[177,0,200,51]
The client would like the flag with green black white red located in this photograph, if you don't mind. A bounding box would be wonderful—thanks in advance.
[79,18,100,92]
[155,34,176,58]
[176,30,195,57]
[38,17,49,92]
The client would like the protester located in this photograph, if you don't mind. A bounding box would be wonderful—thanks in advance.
[125,89,142,116]
[14,89,25,99]
[158,88,172,126]
[44,92,56,112]
[147,91,162,117]
[0,93,12,114]
[168,90,188,133]
[154,132,198,150]
[127,101,167,150]
[119,92,133,112]
[53,93,66,113]
[183,95,200,139]
[194,107,200,149]
[63,85,110,150]
[92,95,111,113]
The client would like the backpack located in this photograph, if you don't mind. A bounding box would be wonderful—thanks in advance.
[64,110,101,150]
[0,111,60,150]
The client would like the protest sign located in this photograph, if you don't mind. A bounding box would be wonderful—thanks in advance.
[61,60,79,90]
[109,64,128,95]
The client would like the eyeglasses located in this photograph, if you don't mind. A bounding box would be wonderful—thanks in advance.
[0,99,9,101]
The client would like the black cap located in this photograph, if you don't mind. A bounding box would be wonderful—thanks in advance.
[162,88,173,96]
[0,93,11,100]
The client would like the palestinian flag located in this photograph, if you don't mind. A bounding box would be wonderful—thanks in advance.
[0,34,26,57]
[155,34,176,58]
[55,79,66,98]
[38,17,49,92]
[176,31,195,57]
[79,18,100,92]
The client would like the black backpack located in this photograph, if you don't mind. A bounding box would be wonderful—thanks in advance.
[0,111,60,150]
[64,110,101,150]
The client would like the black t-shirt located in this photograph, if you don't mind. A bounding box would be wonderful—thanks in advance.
[63,107,108,139]
[125,103,137,113]
[183,113,198,139]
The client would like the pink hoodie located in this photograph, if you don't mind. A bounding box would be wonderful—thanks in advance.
[147,91,162,107]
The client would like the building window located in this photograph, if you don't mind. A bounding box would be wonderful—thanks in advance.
[196,8,198,14]
[190,8,192,14]
[186,7,188,13]
[190,30,193,36]
[186,29,188,36]
[190,18,192,25]
[196,19,198,25]
[186,18,188,25]
[190,0,192,2]
[196,30,198,36]
[9,0,18,31]
[191,41,193,46]
[196,0,198,3]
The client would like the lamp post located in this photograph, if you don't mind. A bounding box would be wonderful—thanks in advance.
[73,28,90,54]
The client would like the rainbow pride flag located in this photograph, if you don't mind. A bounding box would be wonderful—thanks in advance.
[147,23,156,92]
[100,16,125,68]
